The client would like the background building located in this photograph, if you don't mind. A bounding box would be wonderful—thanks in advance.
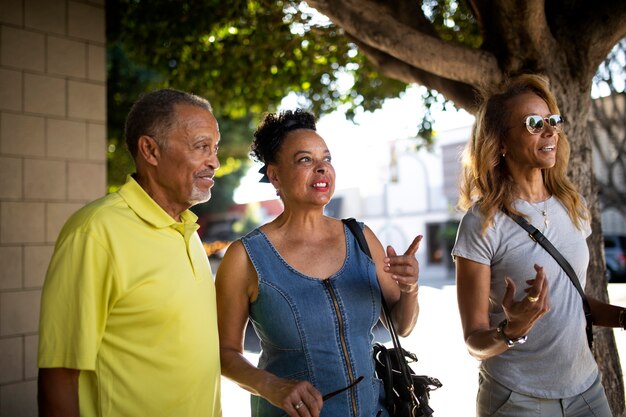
[332,119,626,277]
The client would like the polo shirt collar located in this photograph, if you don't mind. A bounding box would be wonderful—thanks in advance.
[118,175,199,230]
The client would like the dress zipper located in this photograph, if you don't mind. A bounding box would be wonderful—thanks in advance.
[323,279,358,417]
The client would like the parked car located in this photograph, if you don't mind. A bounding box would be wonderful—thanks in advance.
[605,235,626,282]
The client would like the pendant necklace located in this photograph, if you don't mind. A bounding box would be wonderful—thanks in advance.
[529,199,549,230]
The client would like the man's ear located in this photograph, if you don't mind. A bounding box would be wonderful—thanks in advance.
[137,135,160,167]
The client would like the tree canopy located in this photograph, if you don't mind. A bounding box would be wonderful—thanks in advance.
[106,0,413,210]
[107,0,411,118]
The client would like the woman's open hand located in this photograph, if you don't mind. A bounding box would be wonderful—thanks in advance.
[501,264,550,338]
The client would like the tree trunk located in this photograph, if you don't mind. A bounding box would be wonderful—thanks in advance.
[589,190,625,416]
[557,80,625,416]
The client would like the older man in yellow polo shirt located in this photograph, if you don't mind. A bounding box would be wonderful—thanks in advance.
[37,89,222,417]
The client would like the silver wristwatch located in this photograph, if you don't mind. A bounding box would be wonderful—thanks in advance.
[497,319,527,347]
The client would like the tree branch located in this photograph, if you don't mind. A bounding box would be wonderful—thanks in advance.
[384,0,439,36]
[521,0,558,53]
[306,0,503,87]
[569,0,626,65]
[354,40,479,112]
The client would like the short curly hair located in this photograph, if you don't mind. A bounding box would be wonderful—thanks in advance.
[250,109,317,166]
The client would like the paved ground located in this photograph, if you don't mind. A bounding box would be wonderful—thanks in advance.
[221,266,626,416]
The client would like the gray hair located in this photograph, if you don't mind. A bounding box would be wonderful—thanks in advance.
[124,88,212,158]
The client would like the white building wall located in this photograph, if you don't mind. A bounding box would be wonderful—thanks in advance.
[339,109,626,271]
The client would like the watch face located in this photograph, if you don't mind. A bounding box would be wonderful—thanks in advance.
[511,335,528,346]
[497,319,527,347]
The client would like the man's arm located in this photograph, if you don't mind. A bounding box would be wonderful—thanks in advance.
[38,368,80,417]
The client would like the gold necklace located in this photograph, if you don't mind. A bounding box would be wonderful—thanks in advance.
[528,199,549,230]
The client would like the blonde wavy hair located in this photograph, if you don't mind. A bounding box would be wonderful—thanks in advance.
[458,74,588,232]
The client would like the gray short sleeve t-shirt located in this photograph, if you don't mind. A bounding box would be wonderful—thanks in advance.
[452,197,598,398]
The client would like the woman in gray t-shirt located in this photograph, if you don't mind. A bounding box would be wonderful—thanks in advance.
[452,74,621,417]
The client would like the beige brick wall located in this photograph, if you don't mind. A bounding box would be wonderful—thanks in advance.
[0,0,106,415]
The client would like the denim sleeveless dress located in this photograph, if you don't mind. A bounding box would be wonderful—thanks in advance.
[241,224,389,417]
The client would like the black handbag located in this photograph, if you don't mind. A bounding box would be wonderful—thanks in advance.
[372,343,442,417]
[343,218,442,417]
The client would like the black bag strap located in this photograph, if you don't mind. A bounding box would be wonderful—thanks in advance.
[342,218,416,388]
[372,343,395,406]
[508,213,594,348]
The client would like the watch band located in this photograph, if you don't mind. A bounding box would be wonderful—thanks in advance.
[497,319,527,347]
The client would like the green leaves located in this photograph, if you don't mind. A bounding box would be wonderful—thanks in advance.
[106,0,482,212]
[108,0,407,119]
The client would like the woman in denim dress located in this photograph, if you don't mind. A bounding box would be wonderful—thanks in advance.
[216,109,422,417]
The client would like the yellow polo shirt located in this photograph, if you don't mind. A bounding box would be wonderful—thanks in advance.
[39,176,221,417]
